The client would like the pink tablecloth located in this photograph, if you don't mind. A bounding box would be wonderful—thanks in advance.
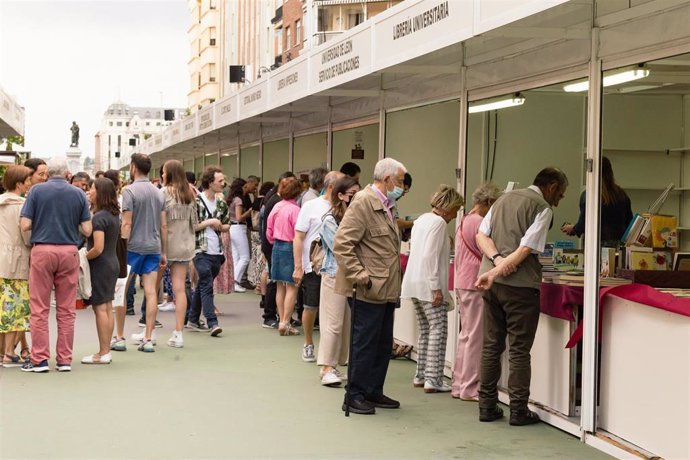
[541,282,690,348]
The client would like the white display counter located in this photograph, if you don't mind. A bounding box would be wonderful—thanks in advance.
[599,295,690,460]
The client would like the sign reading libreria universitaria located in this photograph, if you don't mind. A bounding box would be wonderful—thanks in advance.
[392,1,450,40]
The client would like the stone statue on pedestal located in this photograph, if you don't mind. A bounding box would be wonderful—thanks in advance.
[70,121,80,147]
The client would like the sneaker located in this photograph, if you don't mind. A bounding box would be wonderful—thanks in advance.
[125,309,136,316]
[137,340,155,353]
[138,319,163,328]
[131,330,157,345]
[167,330,184,348]
[21,359,49,373]
[424,381,452,393]
[158,301,176,312]
[187,320,210,332]
[110,337,127,352]
[56,363,72,372]
[262,319,279,329]
[413,377,425,388]
[210,325,223,337]
[302,344,316,362]
[321,369,342,387]
[233,283,247,293]
[334,368,348,382]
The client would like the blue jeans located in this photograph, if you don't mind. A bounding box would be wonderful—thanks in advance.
[189,253,224,328]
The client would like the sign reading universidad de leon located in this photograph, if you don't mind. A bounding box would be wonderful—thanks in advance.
[310,26,371,92]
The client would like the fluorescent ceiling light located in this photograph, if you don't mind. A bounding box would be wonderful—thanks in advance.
[563,67,650,92]
[468,94,525,113]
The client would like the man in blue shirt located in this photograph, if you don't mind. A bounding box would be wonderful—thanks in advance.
[19,161,92,373]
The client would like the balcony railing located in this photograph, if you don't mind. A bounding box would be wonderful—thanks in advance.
[271,5,283,24]
[313,31,343,46]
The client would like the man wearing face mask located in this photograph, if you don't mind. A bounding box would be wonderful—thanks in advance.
[474,167,568,426]
[334,158,407,415]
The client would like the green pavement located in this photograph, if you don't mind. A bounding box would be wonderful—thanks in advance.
[0,293,611,459]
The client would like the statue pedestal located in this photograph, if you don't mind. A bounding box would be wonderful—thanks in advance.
[66,146,83,174]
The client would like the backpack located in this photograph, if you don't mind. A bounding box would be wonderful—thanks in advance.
[309,237,325,274]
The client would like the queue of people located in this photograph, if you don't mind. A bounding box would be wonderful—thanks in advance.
[0,151,578,428]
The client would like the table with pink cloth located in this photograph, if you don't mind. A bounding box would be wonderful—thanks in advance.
[540,282,690,348]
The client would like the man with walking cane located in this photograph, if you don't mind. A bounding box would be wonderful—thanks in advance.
[334,158,407,415]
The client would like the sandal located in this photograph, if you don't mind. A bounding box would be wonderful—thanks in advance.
[391,342,413,359]
[20,347,30,362]
[2,354,24,368]
[284,325,301,336]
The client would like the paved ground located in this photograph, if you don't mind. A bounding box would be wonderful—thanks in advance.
[0,292,612,459]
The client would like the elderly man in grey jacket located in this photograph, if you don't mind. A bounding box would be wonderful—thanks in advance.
[334,157,407,415]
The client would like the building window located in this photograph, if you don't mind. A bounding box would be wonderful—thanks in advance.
[210,27,216,46]
[277,28,283,55]
[116,122,122,127]
[209,63,216,82]
[109,121,113,126]
[295,20,301,46]
[209,0,216,9]
[210,98,215,103]
[146,122,150,126]
[157,122,161,126]
[126,122,130,127]
[117,135,121,146]
[286,26,291,49]
[108,135,111,146]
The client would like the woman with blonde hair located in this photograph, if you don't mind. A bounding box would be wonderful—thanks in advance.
[451,182,502,401]
[161,159,197,348]
[401,184,464,393]
[0,166,32,367]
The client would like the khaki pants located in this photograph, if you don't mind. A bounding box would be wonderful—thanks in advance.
[316,274,350,367]
[478,283,540,411]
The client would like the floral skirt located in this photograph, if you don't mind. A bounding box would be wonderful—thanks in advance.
[214,231,235,294]
[0,278,30,333]
[247,231,265,287]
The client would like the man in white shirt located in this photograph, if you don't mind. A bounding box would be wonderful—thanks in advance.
[474,167,568,427]
[293,171,343,363]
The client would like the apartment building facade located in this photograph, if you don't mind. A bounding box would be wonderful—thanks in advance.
[188,0,225,112]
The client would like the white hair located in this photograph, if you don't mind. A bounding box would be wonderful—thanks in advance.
[373,158,406,181]
[47,159,69,178]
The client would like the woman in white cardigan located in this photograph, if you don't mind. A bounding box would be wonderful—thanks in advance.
[401,185,463,393]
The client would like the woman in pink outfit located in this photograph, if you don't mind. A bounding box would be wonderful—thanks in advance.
[452,183,502,401]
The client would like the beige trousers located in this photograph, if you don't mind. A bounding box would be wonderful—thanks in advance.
[316,274,350,367]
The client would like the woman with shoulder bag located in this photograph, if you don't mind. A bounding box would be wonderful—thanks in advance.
[451,182,502,401]
[247,181,273,293]
[401,185,464,393]
[316,176,360,386]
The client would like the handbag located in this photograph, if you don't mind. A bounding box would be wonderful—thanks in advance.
[309,237,325,274]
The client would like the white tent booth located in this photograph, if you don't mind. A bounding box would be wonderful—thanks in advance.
[143,1,690,458]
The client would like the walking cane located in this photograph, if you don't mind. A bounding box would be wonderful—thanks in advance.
[345,283,357,417]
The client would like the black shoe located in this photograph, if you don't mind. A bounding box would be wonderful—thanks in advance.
[479,405,504,422]
[290,318,302,327]
[366,394,400,409]
[240,280,255,290]
[262,319,279,329]
[510,409,541,426]
[126,309,135,316]
[342,399,375,415]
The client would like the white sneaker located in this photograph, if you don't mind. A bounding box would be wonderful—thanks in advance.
[302,344,316,362]
[234,283,247,293]
[131,330,157,345]
[424,381,452,393]
[321,369,342,386]
[167,330,184,348]
[334,368,348,383]
[158,301,176,312]
[413,377,425,388]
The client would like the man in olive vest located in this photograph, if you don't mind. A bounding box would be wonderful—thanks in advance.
[474,167,568,426]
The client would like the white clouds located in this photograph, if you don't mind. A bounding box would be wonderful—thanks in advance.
[0,0,189,160]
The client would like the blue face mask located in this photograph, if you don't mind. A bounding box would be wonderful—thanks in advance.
[319,188,326,196]
[387,186,404,202]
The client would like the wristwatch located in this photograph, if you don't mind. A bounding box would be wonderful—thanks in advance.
[489,253,501,265]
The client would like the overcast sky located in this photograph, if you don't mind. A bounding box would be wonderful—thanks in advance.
[0,0,189,159]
